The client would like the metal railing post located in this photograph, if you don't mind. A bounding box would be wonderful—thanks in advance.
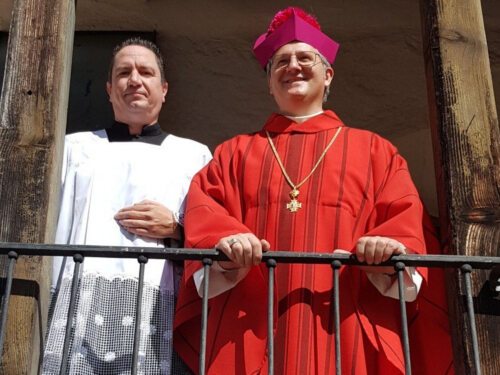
[266,258,277,375]
[395,261,411,375]
[199,258,212,375]
[461,264,482,375]
[0,251,18,363]
[331,260,342,375]
[60,253,84,375]
[132,255,148,375]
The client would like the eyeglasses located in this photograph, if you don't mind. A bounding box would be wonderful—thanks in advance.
[270,51,323,71]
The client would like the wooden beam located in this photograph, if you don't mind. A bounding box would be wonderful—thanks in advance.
[419,0,500,374]
[0,0,75,373]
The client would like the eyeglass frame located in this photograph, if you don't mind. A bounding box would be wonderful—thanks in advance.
[267,50,328,73]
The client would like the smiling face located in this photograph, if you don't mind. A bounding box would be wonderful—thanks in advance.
[106,45,168,127]
[268,42,333,115]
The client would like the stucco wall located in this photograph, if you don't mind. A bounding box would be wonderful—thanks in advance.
[1,0,499,215]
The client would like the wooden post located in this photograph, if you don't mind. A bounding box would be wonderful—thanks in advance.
[0,0,75,373]
[420,0,500,374]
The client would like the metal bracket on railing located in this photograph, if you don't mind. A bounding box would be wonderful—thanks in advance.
[488,266,500,296]
[465,267,500,317]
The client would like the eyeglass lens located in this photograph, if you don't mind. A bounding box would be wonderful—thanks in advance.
[272,51,318,70]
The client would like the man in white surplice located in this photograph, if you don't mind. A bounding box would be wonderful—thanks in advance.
[43,38,211,375]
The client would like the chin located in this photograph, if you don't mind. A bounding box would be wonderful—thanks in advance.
[284,84,307,93]
[286,90,308,99]
[127,102,148,110]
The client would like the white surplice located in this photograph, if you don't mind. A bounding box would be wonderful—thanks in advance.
[43,130,211,375]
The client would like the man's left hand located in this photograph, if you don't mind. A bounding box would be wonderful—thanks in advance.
[334,236,406,275]
[354,236,406,265]
[114,199,180,239]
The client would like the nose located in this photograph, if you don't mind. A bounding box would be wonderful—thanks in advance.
[128,70,141,86]
[286,55,301,71]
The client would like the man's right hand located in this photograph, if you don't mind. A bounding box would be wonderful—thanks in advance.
[114,199,180,240]
[216,233,270,270]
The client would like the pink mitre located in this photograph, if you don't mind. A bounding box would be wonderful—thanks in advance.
[253,7,340,70]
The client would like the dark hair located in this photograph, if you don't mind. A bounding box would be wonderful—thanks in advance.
[107,37,166,82]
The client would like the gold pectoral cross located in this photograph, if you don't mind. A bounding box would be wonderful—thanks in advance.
[287,198,302,212]
[286,188,302,212]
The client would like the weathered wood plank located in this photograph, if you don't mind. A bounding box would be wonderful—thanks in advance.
[420,0,500,374]
[0,0,75,373]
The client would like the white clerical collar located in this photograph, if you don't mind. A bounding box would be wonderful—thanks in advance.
[284,110,324,122]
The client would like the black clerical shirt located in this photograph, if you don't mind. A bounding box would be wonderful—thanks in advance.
[105,122,168,145]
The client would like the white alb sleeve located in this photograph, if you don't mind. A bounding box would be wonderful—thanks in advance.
[193,262,249,298]
[366,267,423,302]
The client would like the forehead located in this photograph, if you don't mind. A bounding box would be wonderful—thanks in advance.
[273,41,319,56]
[113,45,159,70]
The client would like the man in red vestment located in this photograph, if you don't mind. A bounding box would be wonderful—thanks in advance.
[174,7,453,375]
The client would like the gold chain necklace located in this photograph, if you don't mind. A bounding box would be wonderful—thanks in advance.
[266,126,342,212]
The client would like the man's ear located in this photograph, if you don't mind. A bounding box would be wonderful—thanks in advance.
[162,81,168,102]
[106,82,112,101]
[267,76,273,96]
[325,67,334,86]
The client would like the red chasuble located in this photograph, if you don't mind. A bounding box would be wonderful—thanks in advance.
[174,111,453,375]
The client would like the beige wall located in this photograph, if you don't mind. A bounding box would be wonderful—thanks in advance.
[1,0,499,216]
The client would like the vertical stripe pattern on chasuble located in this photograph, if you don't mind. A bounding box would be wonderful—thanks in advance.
[255,134,278,240]
[373,146,395,202]
[300,129,329,375]
[303,129,328,251]
[352,133,374,237]
[274,132,305,373]
[208,290,233,365]
[322,127,349,374]
[332,127,350,250]
[237,136,256,218]
[350,322,362,375]
[277,132,303,250]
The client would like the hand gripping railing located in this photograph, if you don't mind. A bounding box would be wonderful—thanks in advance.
[0,243,499,375]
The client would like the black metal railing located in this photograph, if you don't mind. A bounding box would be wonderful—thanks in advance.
[0,243,499,375]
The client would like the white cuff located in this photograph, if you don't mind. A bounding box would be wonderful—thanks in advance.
[193,264,423,302]
[173,211,184,226]
[366,267,422,302]
[193,262,248,299]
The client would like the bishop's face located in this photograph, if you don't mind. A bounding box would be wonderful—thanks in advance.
[268,42,333,113]
[107,45,168,126]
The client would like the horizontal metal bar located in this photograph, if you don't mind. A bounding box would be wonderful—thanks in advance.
[0,243,498,269]
[260,252,500,269]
